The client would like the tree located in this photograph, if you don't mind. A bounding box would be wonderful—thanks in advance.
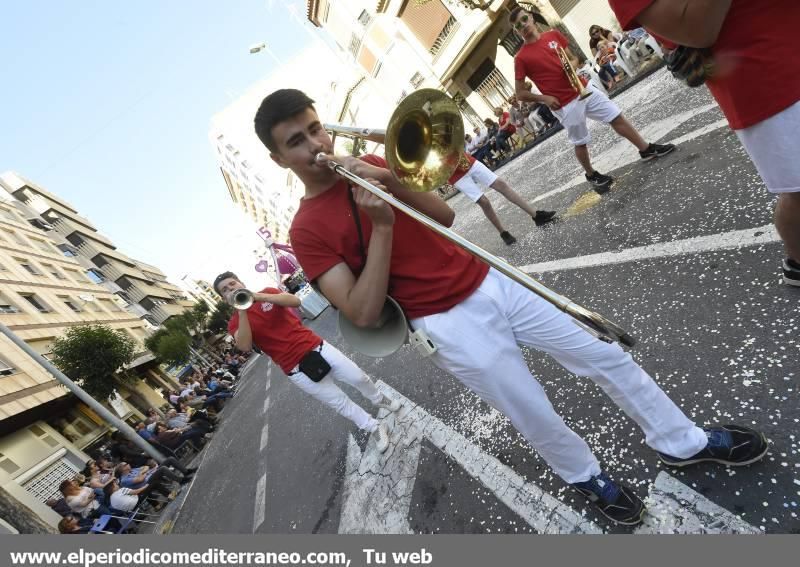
[207,300,235,335]
[152,331,192,366]
[50,324,136,401]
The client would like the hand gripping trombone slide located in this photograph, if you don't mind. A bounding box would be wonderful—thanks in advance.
[320,89,635,348]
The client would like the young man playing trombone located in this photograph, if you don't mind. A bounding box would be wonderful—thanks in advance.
[510,7,675,192]
[255,88,767,526]
[213,272,400,452]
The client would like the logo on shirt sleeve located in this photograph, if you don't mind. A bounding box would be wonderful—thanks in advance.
[261,302,274,312]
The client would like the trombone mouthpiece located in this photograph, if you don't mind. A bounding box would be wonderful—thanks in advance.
[315,153,329,166]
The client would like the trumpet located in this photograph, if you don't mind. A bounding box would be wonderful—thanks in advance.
[230,289,255,310]
[557,46,592,101]
[322,89,634,349]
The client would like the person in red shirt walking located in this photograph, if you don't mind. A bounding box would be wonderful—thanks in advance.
[250,88,768,526]
[213,272,400,453]
[510,7,676,193]
[447,151,557,246]
[606,0,800,286]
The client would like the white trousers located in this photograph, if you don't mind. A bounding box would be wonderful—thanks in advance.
[286,342,382,432]
[411,269,707,483]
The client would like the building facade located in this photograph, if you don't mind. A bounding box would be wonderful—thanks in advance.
[0,175,185,528]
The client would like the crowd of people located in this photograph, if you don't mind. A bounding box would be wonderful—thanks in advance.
[50,346,252,534]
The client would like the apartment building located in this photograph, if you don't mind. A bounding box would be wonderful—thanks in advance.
[0,194,179,528]
[305,1,621,129]
[1,172,190,327]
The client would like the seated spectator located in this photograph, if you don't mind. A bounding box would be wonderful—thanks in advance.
[58,514,93,535]
[153,421,207,451]
[135,422,155,441]
[165,408,213,434]
[115,461,187,500]
[59,479,110,520]
[104,478,151,513]
[46,497,72,517]
[108,431,196,476]
[493,106,516,154]
[84,459,114,501]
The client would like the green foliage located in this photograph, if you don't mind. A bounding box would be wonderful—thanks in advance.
[207,300,234,335]
[152,331,192,366]
[50,325,137,400]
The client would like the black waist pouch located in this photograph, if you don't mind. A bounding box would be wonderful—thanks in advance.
[298,349,331,382]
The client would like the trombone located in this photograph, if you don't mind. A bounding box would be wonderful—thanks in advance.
[557,46,592,101]
[321,89,635,348]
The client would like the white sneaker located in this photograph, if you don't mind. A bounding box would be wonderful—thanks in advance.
[372,423,390,453]
[375,395,401,412]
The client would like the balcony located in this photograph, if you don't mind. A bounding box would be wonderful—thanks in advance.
[76,241,133,266]
[100,279,124,294]
[98,259,150,283]
[132,281,173,303]
[22,193,97,232]
[125,302,149,318]
[49,218,115,248]
[149,302,188,325]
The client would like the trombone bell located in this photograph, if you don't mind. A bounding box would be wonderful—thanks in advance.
[386,89,464,193]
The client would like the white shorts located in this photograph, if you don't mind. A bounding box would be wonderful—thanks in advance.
[454,160,499,202]
[735,99,800,194]
[552,86,622,146]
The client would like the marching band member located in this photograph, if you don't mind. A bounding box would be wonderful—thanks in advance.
[214,272,400,452]
[606,0,800,286]
[447,150,557,246]
[251,88,767,525]
[510,7,675,192]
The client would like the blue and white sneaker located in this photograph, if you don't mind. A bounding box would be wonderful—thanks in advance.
[659,424,768,467]
[572,472,645,526]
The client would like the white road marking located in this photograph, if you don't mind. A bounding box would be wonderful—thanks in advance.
[339,383,761,534]
[253,473,267,532]
[634,472,761,534]
[518,224,779,274]
[339,382,602,534]
[530,116,729,205]
[263,395,271,415]
[260,421,270,452]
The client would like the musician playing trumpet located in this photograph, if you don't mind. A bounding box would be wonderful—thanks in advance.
[213,271,400,453]
[254,88,767,526]
[510,7,675,193]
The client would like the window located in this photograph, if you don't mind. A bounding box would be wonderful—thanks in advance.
[85,269,104,283]
[349,32,361,57]
[3,228,28,247]
[62,268,82,282]
[0,355,18,376]
[61,248,77,258]
[358,9,372,27]
[41,263,66,280]
[410,71,425,89]
[99,298,122,312]
[0,206,19,222]
[59,295,82,313]
[19,293,51,313]
[15,258,43,276]
[0,452,20,475]
[29,237,54,253]
[0,293,20,313]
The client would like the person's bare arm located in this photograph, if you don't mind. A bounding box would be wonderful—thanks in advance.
[633,0,732,47]
[253,291,301,308]
[233,311,252,352]
[130,484,149,496]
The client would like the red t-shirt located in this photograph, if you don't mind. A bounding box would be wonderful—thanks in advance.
[498,112,516,134]
[289,155,489,319]
[227,287,321,374]
[609,0,800,130]
[514,30,578,107]
[448,152,476,185]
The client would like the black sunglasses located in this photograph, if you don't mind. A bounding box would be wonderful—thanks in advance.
[514,14,530,31]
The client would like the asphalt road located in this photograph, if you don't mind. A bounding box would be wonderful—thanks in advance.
[170,69,799,535]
